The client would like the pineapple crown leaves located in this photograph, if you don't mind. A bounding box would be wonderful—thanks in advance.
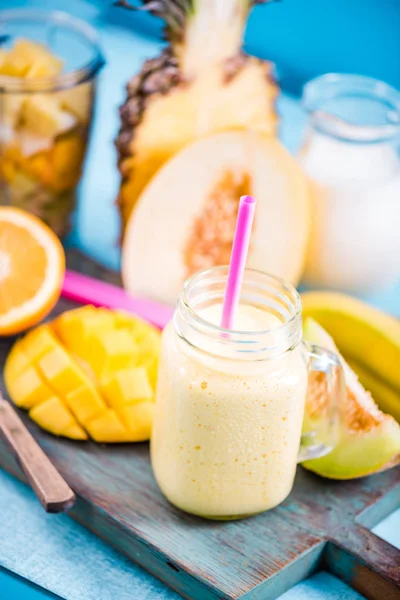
[114,1,191,40]
[114,1,277,42]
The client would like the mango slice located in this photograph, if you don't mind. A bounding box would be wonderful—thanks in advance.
[6,366,54,410]
[101,366,153,409]
[21,325,59,361]
[4,307,162,443]
[65,385,107,426]
[86,409,131,443]
[119,401,154,440]
[4,340,30,378]
[87,329,139,378]
[30,396,87,439]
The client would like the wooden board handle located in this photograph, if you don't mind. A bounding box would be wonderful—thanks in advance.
[0,398,75,513]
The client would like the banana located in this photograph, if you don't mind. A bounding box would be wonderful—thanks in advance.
[301,291,400,395]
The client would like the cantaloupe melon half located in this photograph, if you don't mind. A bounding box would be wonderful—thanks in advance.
[122,131,310,305]
[303,318,400,479]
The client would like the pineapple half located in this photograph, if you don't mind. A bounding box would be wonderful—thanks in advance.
[115,0,278,233]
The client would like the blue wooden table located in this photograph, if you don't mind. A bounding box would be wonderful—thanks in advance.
[1,1,399,598]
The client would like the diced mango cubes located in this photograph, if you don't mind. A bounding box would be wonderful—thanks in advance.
[64,423,88,441]
[87,330,139,378]
[101,367,153,409]
[86,409,131,443]
[4,340,30,378]
[21,325,58,361]
[65,385,106,425]
[55,306,115,355]
[4,307,162,443]
[5,366,54,410]
[119,402,154,441]
[38,346,91,395]
[30,397,87,440]
[138,355,159,392]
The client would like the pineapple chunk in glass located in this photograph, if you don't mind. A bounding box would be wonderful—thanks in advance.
[0,11,104,237]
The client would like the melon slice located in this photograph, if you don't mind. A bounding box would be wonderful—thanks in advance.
[346,357,400,424]
[303,318,400,479]
[122,131,310,305]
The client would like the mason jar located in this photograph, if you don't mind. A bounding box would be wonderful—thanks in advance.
[151,267,344,520]
[0,9,105,237]
[298,74,400,292]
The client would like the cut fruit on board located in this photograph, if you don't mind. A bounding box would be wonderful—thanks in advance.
[301,291,400,421]
[0,207,65,336]
[303,317,400,479]
[122,131,310,305]
[4,306,161,442]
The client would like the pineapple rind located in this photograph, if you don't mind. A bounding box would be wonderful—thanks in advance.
[4,307,161,442]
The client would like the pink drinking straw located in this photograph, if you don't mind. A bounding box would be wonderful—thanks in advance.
[221,195,256,330]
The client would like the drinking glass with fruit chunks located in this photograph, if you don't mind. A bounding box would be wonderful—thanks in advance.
[0,9,104,237]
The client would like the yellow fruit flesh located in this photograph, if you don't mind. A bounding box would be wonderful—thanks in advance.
[87,330,139,378]
[0,39,63,78]
[5,308,161,443]
[65,385,106,426]
[6,366,54,409]
[346,357,400,424]
[0,39,91,236]
[22,96,76,138]
[29,396,85,438]
[37,346,93,395]
[119,61,278,228]
[101,366,153,409]
[21,326,59,361]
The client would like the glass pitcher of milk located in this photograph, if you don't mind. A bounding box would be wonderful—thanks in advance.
[298,74,400,292]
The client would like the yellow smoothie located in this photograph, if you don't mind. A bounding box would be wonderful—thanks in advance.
[151,302,308,519]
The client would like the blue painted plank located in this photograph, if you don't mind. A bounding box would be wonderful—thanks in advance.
[0,567,62,600]
[277,572,365,600]
[372,509,400,550]
[0,470,180,600]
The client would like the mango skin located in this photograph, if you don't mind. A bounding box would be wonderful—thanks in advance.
[4,307,161,443]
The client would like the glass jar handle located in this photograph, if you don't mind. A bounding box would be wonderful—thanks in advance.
[298,342,345,463]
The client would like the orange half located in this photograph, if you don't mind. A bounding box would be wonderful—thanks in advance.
[0,207,65,336]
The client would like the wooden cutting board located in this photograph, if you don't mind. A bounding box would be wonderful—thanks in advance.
[0,250,399,600]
